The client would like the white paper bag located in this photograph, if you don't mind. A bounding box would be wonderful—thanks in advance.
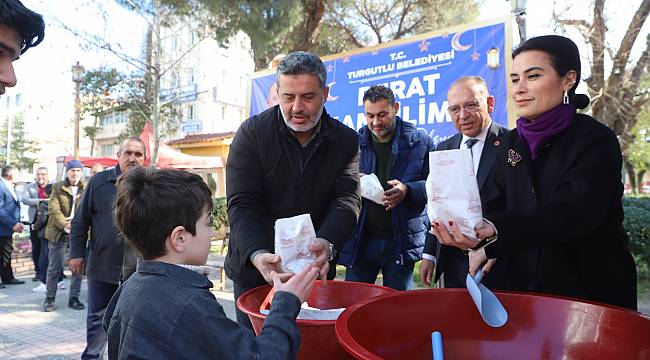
[360,173,385,205]
[426,149,483,240]
[260,302,346,320]
[275,214,317,274]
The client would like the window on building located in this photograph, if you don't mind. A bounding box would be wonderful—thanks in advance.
[100,144,116,157]
[187,68,195,85]
[221,105,226,121]
[187,104,195,120]
[15,94,22,107]
[171,72,179,88]
[5,97,10,109]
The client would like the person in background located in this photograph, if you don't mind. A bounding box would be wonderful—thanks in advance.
[432,35,637,310]
[0,0,44,97]
[89,164,104,178]
[0,165,24,288]
[42,160,85,312]
[22,166,49,282]
[339,85,434,290]
[69,137,146,359]
[32,183,63,293]
[104,167,319,359]
[420,77,508,288]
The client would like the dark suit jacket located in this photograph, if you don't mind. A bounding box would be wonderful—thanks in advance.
[483,114,636,310]
[0,180,20,237]
[423,120,509,287]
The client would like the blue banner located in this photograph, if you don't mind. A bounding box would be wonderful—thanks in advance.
[248,20,509,145]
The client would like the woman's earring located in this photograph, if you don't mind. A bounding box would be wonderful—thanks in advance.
[563,90,569,105]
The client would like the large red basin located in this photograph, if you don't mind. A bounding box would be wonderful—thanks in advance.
[237,280,396,360]
[335,289,650,359]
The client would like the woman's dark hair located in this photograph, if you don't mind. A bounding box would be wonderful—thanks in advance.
[115,167,213,260]
[512,35,590,109]
[0,0,45,54]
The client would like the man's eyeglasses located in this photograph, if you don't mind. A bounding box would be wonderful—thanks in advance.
[447,100,482,117]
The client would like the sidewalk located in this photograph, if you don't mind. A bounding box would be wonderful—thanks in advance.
[0,273,236,360]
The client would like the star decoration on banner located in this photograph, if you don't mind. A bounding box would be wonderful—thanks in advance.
[442,32,450,38]
[326,63,334,72]
[471,51,480,61]
[372,50,379,55]
[419,39,430,52]
[342,54,350,63]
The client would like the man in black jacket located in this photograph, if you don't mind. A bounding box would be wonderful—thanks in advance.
[69,137,146,359]
[225,51,361,328]
[420,76,508,288]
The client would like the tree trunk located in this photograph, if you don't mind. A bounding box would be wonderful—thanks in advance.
[638,169,647,194]
[291,0,325,51]
[625,160,637,195]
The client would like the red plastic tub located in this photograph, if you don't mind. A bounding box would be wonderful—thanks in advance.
[237,280,396,360]
[335,289,650,359]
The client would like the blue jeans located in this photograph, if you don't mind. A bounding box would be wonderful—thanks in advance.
[344,235,414,291]
[82,279,118,359]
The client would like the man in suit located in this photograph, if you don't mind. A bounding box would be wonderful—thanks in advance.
[419,76,508,288]
[0,165,25,288]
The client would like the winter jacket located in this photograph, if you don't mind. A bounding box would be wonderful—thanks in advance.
[224,105,361,288]
[339,117,434,267]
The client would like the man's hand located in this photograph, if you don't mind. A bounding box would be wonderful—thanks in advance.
[63,221,71,234]
[272,264,319,303]
[252,253,292,285]
[419,258,435,286]
[468,248,497,277]
[12,223,23,233]
[69,258,85,275]
[431,220,496,250]
[383,180,408,210]
[308,238,330,280]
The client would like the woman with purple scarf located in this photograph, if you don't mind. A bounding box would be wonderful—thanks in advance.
[432,35,637,310]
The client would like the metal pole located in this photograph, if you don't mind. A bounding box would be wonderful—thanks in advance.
[5,115,11,164]
[515,13,527,42]
[74,79,81,160]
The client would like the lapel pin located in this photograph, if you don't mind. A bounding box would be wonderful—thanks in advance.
[494,140,500,146]
[507,149,522,167]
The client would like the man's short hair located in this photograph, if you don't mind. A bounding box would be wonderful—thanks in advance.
[0,0,45,55]
[36,166,48,173]
[363,85,396,105]
[449,76,489,97]
[276,51,327,88]
[115,167,213,260]
[118,137,147,159]
[1,165,17,178]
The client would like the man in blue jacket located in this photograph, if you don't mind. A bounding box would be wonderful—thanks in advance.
[0,165,24,288]
[340,85,434,290]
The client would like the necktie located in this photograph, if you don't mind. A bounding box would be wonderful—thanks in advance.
[465,138,478,157]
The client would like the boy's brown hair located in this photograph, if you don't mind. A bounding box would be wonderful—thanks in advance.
[115,167,212,259]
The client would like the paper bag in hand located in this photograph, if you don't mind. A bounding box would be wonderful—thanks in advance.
[360,173,385,205]
[275,214,318,274]
[426,149,483,240]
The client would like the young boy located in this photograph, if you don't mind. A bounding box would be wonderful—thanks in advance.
[104,167,319,359]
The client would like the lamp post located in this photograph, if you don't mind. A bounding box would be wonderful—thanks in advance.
[71,61,84,160]
[509,0,527,43]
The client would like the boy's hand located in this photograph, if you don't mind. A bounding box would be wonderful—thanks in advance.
[419,258,435,286]
[272,265,319,303]
[252,253,292,285]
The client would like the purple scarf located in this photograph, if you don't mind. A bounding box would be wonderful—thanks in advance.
[516,104,576,159]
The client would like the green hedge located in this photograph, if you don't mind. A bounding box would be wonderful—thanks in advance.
[623,196,650,279]
[211,197,228,230]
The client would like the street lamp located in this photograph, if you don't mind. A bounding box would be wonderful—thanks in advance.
[509,0,527,43]
[71,61,84,160]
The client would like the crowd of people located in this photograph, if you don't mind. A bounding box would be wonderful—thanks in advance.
[1,0,640,359]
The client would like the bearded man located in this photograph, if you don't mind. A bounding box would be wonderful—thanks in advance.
[225,51,361,329]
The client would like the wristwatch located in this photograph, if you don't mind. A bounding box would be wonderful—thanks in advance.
[470,235,498,251]
[326,241,337,262]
